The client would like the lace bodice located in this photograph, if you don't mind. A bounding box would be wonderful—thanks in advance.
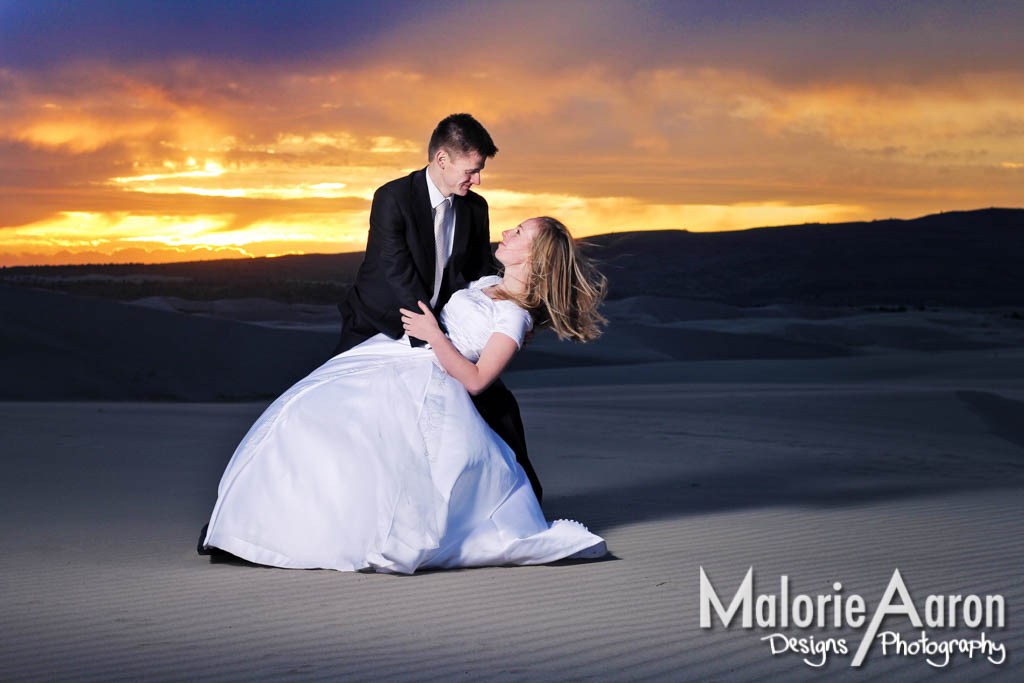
[440,276,533,361]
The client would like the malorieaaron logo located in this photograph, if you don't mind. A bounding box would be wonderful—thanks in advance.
[700,567,1007,668]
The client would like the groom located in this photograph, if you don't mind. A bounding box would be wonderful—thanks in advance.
[333,113,543,503]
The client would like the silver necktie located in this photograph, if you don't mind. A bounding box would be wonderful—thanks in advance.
[431,199,449,307]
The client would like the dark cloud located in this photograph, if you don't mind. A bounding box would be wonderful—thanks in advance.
[0,140,130,189]
[0,0,431,68]
[4,1,1024,83]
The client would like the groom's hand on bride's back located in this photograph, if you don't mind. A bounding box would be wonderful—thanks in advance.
[399,301,443,345]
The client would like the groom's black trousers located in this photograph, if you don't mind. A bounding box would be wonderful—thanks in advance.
[332,332,543,505]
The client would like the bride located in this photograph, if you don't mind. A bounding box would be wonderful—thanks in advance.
[199,216,607,573]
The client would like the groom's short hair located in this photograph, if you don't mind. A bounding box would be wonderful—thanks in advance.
[428,113,498,161]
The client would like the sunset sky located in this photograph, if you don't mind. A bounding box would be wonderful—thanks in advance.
[1,0,1022,266]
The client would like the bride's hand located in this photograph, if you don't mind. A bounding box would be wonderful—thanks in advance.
[399,301,442,343]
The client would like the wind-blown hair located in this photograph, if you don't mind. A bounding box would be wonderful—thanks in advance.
[427,113,498,161]
[497,217,607,343]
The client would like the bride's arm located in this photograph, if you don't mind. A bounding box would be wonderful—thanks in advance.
[400,302,518,395]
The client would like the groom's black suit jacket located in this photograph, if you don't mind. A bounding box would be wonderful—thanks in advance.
[336,167,493,347]
[334,167,543,503]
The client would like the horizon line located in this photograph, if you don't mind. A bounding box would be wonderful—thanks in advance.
[3,206,1020,270]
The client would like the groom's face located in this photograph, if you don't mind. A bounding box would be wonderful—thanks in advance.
[439,149,485,197]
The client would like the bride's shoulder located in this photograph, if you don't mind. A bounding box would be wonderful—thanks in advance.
[469,275,502,290]
[494,296,533,328]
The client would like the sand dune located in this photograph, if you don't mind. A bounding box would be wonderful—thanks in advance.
[5,283,1024,401]
[2,208,1023,678]
[1,355,1022,680]
[0,284,337,400]
[127,295,340,331]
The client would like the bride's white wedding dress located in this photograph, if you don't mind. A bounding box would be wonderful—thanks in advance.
[202,276,605,573]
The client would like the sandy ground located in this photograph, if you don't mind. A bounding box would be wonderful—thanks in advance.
[2,349,1023,680]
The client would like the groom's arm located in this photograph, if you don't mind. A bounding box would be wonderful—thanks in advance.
[370,185,436,320]
[401,301,518,395]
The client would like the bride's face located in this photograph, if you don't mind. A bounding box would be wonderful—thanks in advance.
[495,219,541,268]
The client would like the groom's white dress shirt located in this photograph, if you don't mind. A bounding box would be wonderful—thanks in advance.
[424,167,455,307]
[396,169,454,346]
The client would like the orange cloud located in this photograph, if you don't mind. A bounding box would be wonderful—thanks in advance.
[2,55,1023,266]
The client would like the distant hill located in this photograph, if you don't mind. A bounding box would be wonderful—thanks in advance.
[582,207,1024,306]
[3,208,1024,400]
[3,207,1023,306]
[0,252,364,303]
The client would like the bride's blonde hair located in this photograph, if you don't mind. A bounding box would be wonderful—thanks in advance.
[496,217,607,343]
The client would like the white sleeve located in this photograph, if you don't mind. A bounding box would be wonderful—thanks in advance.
[493,304,534,349]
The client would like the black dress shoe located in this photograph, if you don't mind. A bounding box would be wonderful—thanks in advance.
[197,522,212,555]
[197,522,249,562]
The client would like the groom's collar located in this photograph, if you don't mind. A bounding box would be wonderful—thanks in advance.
[424,165,450,210]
